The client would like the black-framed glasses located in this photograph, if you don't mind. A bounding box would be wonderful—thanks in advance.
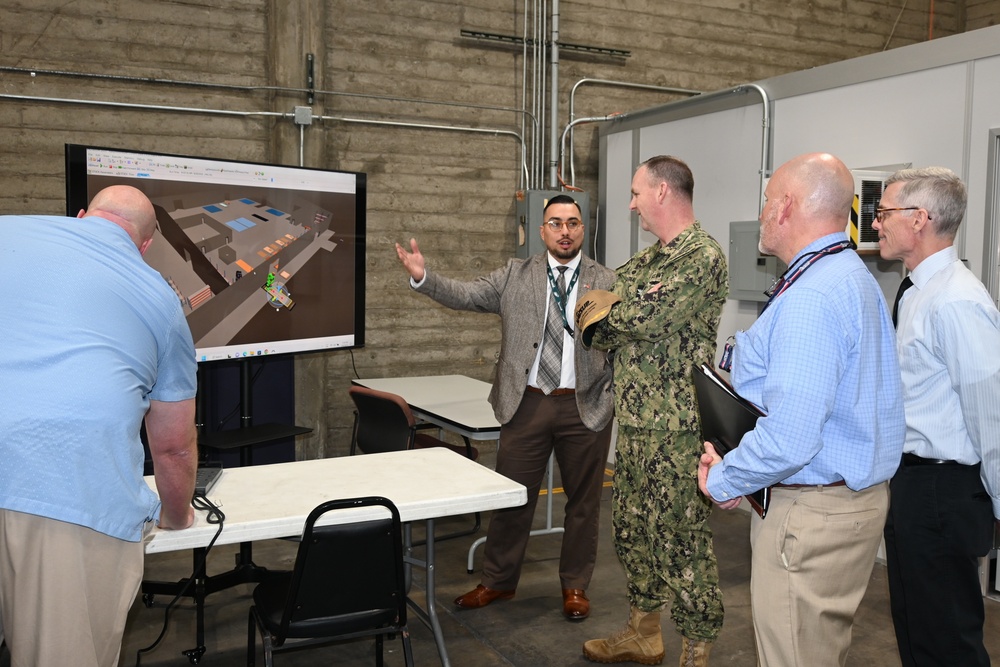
[874,207,919,222]
[544,220,583,231]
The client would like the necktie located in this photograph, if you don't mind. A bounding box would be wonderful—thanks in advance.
[892,276,913,328]
[537,266,567,394]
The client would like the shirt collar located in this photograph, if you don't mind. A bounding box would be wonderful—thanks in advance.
[548,252,582,272]
[789,231,850,266]
[910,245,958,290]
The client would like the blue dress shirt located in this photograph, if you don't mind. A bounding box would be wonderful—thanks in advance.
[707,233,905,501]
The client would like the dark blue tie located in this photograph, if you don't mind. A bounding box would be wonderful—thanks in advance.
[892,276,913,328]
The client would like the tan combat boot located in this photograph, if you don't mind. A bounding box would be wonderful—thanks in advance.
[679,636,712,667]
[582,606,665,665]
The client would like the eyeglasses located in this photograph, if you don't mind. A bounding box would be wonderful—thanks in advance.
[874,207,919,222]
[544,220,583,231]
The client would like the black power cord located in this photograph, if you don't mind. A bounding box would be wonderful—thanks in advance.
[135,494,225,666]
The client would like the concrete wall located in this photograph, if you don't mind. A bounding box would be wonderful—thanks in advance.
[0,0,995,457]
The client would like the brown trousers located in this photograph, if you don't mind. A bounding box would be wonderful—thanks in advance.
[481,390,613,591]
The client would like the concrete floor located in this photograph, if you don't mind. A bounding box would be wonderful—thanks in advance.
[9,461,998,667]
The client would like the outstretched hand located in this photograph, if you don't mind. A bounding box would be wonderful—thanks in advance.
[395,238,427,282]
[697,442,742,510]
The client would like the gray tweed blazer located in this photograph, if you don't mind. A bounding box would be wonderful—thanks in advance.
[415,252,614,431]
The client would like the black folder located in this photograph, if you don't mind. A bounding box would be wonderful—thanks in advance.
[692,363,770,518]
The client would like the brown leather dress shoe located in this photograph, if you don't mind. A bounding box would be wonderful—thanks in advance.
[562,588,590,620]
[454,584,515,609]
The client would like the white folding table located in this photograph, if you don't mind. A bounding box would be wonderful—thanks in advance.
[351,375,566,573]
[144,447,526,667]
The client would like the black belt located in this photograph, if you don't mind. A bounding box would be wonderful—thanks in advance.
[774,480,847,489]
[526,386,575,396]
[902,453,964,467]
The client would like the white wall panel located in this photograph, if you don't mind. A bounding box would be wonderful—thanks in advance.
[638,105,771,360]
[771,64,969,176]
[602,131,637,270]
[967,54,1000,289]
[600,28,1000,359]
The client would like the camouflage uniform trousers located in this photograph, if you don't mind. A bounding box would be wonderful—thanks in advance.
[612,424,724,642]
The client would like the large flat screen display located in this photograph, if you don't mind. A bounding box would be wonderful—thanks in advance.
[65,144,365,362]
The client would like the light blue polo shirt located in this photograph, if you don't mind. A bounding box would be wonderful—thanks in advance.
[0,214,197,541]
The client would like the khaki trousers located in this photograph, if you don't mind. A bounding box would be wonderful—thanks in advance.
[749,481,888,667]
[0,509,145,667]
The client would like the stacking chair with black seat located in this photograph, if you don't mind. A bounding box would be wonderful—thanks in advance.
[347,384,481,538]
[247,496,413,667]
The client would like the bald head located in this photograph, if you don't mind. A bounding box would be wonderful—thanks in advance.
[760,153,853,263]
[780,153,854,222]
[83,185,157,252]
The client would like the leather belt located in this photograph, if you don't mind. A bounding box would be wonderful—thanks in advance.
[526,386,575,396]
[902,453,962,466]
[773,480,847,489]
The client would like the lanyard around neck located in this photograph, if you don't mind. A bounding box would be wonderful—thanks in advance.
[761,240,854,314]
[546,264,580,335]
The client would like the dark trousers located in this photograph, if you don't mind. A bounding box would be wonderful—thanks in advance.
[884,460,994,667]
[481,390,613,591]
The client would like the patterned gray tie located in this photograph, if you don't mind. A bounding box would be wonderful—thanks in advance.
[537,266,567,395]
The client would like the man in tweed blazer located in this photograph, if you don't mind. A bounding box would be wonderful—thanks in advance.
[395,194,615,620]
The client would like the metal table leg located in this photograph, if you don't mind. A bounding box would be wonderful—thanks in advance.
[404,518,450,667]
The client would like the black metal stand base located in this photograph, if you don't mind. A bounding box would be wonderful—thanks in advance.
[141,543,269,663]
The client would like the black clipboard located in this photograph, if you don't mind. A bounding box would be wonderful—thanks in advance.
[692,363,770,518]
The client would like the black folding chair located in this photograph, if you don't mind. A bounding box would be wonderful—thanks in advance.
[247,496,413,667]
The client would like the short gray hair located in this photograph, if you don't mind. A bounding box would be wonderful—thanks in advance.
[884,167,967,239]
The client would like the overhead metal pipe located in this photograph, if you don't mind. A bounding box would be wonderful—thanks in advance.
[608,83,772,210]
[1,64,538,187]
[559,114,621,190]
[567,78,701,184]
[520,0,532,189]
[547,0,561,189]
[316,114,529,187]
[0,92,529,186]
[0,65,531,120]
[0,92,286,119]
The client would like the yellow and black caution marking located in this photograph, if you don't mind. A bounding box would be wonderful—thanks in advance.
[847,194,861,247]
[538,467,614,497]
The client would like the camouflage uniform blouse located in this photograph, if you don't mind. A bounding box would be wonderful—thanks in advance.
[592,222,728,432]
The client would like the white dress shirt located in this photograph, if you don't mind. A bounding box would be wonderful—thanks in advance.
[527,253,582,390]
[896,246,1000,516]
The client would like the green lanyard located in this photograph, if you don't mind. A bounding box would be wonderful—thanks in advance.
[546,264,580,336]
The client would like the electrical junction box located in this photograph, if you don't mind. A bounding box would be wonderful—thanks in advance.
[515,190,591,260]
[729,220,786,302]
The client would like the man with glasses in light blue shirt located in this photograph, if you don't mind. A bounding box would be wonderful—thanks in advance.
[874,166,1000,667]
[698,152,905,667]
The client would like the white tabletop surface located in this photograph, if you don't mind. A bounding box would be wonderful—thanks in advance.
[352,375,501,436]
[144,448,525,554]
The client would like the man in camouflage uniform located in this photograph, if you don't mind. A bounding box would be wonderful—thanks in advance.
[582,156,728,667]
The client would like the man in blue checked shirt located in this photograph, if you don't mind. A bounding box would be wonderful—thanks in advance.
[697,152,904,667]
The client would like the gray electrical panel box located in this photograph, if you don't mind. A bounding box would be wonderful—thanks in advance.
[515,190,591,259]
[729,220,785,302]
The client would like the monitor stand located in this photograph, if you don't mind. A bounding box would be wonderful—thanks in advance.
[140,358,312,664]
